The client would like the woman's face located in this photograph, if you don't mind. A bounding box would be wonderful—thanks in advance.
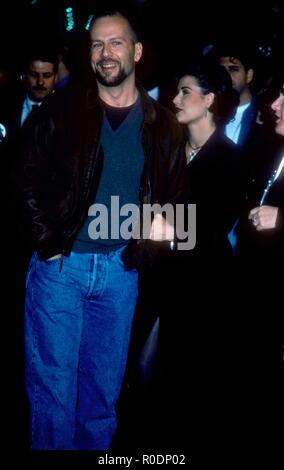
[173,75,211,125]
[271,85,284,136]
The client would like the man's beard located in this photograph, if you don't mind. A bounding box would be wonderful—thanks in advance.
[95,69,128,87]
[93,60,131,87]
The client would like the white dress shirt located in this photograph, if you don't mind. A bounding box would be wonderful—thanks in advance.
[21,97,41,127]
[225,102,250,144]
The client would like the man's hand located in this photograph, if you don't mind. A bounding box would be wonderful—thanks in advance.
[149,213,174,241]
[249,206,279,231]
[47,254,63,261]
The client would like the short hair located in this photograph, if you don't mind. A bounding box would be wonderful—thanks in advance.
[177,62,240,126]
[214,43,255,72]
[89,7,140,43]
[23,49,59,73]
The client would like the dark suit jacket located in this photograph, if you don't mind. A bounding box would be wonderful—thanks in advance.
[238,100,257,145]
[237,141,284,259]
[1,88,25,139]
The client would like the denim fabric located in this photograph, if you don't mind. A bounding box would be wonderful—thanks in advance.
[25,248,138,450]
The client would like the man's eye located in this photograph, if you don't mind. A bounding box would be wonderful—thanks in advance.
[111,41,122,47]
[92,43,102,50]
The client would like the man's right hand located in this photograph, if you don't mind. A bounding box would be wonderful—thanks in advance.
[47,254,63,261]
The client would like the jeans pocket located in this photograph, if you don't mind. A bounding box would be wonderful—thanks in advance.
[113,246,135,270]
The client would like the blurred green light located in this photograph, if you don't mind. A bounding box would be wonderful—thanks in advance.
[65,7,74,31]
[85,15,94,31]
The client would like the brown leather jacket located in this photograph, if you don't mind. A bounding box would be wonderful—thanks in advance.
[21,80,187,264]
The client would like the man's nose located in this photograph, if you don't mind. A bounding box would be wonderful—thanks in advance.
[36,75,44,85]
[102,44,112,58]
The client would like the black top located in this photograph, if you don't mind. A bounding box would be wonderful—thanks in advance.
[186,130,242,256]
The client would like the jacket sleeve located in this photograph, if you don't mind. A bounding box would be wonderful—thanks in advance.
[160,113,189,207]
[157,111,189,249]
[19,107,65,260]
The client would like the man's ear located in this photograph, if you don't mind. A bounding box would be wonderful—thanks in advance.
[246,68,254,85]
[134,42,143,63]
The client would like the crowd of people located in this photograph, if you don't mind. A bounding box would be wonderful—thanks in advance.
[0,4,283,464]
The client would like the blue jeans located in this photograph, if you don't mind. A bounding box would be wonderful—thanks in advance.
[25,249,138,450]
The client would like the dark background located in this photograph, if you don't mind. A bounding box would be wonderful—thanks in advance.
[1,0,284,86]
[1,0,284,465]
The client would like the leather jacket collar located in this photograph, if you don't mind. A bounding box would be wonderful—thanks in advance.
[84,80,156,125]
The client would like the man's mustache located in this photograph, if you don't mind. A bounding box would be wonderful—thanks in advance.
[32,86,47,91]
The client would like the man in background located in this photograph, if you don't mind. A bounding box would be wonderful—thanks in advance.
[218,45,256,145]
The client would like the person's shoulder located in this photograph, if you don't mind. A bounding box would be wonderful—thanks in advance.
[39,79,99,121]
[205,132,241,173]
[149,98,184,140]
[211,131,239,154]
[46,79,93,105]
[151,98,176,120]
[139,85,179,124]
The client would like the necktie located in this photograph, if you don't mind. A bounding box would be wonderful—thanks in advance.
[30,104,39,115]
[26,104,40,124]
[22,104,40,128]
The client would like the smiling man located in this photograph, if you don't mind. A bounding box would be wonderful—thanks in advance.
[90,13,141,89]
[21,8,187,450]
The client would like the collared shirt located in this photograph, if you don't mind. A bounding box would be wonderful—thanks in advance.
[21,96,42,127]
[225,102,250,144]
